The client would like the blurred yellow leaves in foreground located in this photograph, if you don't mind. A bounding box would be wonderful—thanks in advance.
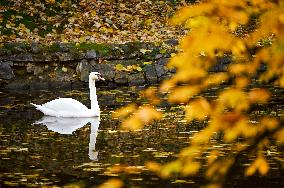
[113,0,284,187]
[245,155,269,176]
[98,179,123,188]
[113,105,161,130]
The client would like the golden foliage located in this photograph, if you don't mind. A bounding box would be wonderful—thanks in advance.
[1,0,182,43]
[168,86,200,103]
[185,98,211,121]
[114,0,284,186]
[116,105,162,130]
[98,179,123,188]
[181,161,201,176]
[219,89,249,111]
[112,103,137,119]
[248,89,270,103]
[245,155,269,176]
[141,88,160,105]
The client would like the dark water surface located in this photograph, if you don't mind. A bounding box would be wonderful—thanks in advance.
[0,86,283,187]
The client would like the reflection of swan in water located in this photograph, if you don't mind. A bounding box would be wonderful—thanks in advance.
[33,116,100,161]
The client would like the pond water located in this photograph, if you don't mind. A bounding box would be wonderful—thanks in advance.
[0,85,283,187]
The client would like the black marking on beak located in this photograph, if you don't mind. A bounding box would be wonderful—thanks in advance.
[98,74,105,81]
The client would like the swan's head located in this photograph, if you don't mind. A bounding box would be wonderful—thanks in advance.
[89,72,105,81]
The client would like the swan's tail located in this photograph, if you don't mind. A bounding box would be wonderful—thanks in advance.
[30,103,46,113]
[31,103,54,116]
[30,103,41,109]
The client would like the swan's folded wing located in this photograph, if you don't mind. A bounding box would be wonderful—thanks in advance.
[42,98,89,112]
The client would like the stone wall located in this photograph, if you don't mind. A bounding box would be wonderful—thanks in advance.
[0,41,240,90]
[0,42,177,90]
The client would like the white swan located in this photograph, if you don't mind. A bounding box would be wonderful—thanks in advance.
[34,116,100,161]
[31,72,104,117]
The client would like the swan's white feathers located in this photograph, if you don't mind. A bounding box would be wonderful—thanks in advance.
[31,72,101,117]
[42,98,89,112]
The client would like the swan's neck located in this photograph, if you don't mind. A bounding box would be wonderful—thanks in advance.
[89,79,99,110]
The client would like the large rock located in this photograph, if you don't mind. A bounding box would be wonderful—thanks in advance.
[76,60,93,82]
[155,58,169,78]
[54,52,75,61]
[4,79,29,90]
[128,72,145,86]
[10,54,34,62]
[144,64,157,84]
[57,42,71,52]
[26,63,44,76]
[31,42,42,54]
[92,62,115,82]
[114,71,128,85]
[0,61,15,80]
[29,80,49,90]
[85,50,97,59]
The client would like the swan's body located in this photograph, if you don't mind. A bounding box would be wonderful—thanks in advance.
[31,72,104,117]
[31,98,98,117]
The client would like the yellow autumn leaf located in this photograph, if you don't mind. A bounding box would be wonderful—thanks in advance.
[145,19,152,26]
[143,61,152,65]
[98,179,123,188]
[121,115,143,130]
[181,161,201,176]
[274,128,284,142]
[185,16,209,28]
[232,40,246,55]
[260,117,279,131]
[207,150,219,165]
[160,160,182,178]
[146,161,161,172]
[142,88,160,105]
[170,4,214,25]
[219,88,249,111]
[115,64,124,71]
[223,117,251,142]
[170,53,176,57]
[258,157,269,175]
[136,106,162,123]
[206,161,222,178]
[168,86,200,103]
[229,63,249,75]
[235,77,250,88]
[185,98,211,122]
[179,146,200,158]
[91,10,96,16]
[160,79,176,92]
[112,104,137,118]
[245,162,257,176]
[245,156,269,176]
[62,67,68,72]
[192,127,214,145]
[203,73,228,87]
[174,67,207,82]
[136,66,142,72]
[6,24,12,29]
[160,49,167,54]
[248,88,270,103]
[140,49,152,54]
[79,36,86,42]
[47,0,55,4]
